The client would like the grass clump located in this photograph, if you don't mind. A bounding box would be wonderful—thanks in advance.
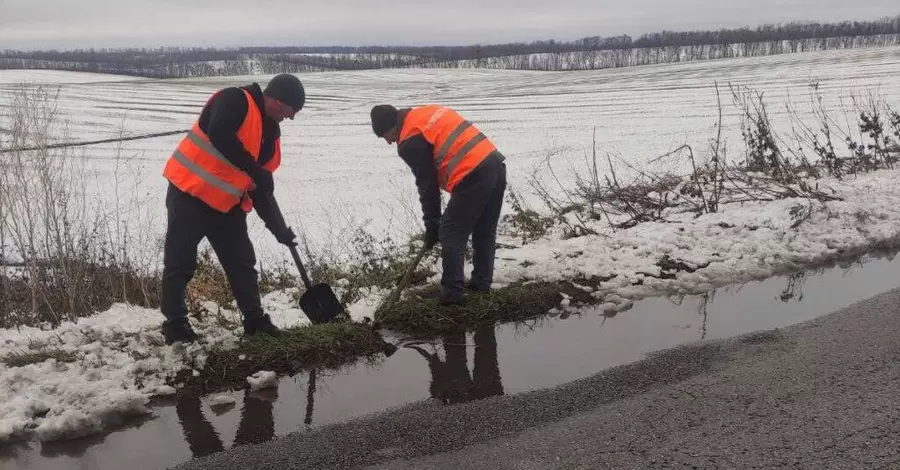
[375,281,595,336]
[187,322,387,393]
[307,228,438,307]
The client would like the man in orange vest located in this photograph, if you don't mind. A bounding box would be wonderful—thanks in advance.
[370,104,507,306]
[160,73,305,344]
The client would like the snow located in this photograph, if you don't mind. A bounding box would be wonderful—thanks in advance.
[260,289,310,328]
[1,46,900,444]
[0,69,148,84]
[3,46,900,269]
[246,371,277,391]
[491,169,900,307]
[0,301,307,443]
[4,165,900,444]
[208,394,236,407]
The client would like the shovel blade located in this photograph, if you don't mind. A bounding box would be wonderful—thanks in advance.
[299,283,343,324]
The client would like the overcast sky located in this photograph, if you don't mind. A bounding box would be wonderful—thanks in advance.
[1,0,898,50]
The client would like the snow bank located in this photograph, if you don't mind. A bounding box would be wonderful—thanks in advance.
[2,167,900,444]
[491,168,900,311]
[0,280,372,444]
[0,305,232,442]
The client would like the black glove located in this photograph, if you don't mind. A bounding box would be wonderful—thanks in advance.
[424,225,439,249]
[250,167,274,193]
[273,225,297,247]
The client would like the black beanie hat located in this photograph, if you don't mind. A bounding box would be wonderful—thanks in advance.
[264,73,305,110]
[370,104,398,137]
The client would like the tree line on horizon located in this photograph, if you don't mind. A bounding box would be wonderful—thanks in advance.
[1,14,898,77]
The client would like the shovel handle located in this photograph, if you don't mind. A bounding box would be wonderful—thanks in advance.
[289,244,314,290]
[383,243,431,311]
[263,193,313,290]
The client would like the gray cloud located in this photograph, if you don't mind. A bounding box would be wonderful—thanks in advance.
[1,0,897,49]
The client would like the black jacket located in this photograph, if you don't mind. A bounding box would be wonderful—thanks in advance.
[198,83,280,172]
[396,109,442,233]
[196,83,286,232]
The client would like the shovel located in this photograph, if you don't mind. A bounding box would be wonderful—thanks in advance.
[288,242,344,324]
[375,242,433,356]
[378,241,433,316]
[261,190,343,324]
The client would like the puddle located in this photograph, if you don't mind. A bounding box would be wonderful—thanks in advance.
[4,249,900,469]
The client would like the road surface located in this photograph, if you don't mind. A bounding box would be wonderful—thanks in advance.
[174,287,900,469]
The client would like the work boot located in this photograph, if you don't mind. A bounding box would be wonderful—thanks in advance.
[244,314,283,337]
[162,321,200,345]
[439,290,464,307]
[465,281,491,293]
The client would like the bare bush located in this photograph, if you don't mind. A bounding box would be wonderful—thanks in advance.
[890,110,900,149]
[787,83,900,179]
[786,82,840,178]
[515,82,872,239]
[730,84,808,182]
[848,91,898,171]
[501,184,556,242]
[0,84,159,327]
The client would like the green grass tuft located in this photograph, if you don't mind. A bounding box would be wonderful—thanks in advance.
[375,281,595,336]
[186,322,388,394]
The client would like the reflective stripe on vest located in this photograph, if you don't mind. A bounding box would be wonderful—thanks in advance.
[183,129,240,172]
[399,105,497,192]
[163,88,277,213]
[170,146,243,199]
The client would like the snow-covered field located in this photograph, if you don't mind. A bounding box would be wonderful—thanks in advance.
[0,69,150,85]
[2,45,899,265]
[2,45,900,444]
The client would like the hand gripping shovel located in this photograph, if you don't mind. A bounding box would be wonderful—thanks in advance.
[262,190,343,324]
[288,242,343,324]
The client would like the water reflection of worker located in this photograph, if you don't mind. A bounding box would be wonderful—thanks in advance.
[233,387,276,446]
[175,394,224,457]
[407,325,504,404]
[174,383,276,457]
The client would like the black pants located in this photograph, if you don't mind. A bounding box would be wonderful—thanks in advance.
[417,326,504,404]
[161,183,264,329]
[440,152,507,297]
[175,394,224,457]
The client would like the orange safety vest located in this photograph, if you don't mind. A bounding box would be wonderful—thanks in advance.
[399,105,497,193]
[162,89,281,213]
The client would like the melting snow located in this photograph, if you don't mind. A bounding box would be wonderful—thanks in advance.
[208,394,237,407]
[0,300,306,443]
[491,169,900,308]
[246,371,278,391]
[2,167,900,444]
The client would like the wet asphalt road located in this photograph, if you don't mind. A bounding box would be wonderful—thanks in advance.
[173,287,900,470]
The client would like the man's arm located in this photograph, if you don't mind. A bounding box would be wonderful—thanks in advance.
[204,88,271,188]
[250,186,296,245]
[398,134,441,234]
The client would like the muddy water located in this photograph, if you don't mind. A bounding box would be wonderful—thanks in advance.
[4,250,900,470]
